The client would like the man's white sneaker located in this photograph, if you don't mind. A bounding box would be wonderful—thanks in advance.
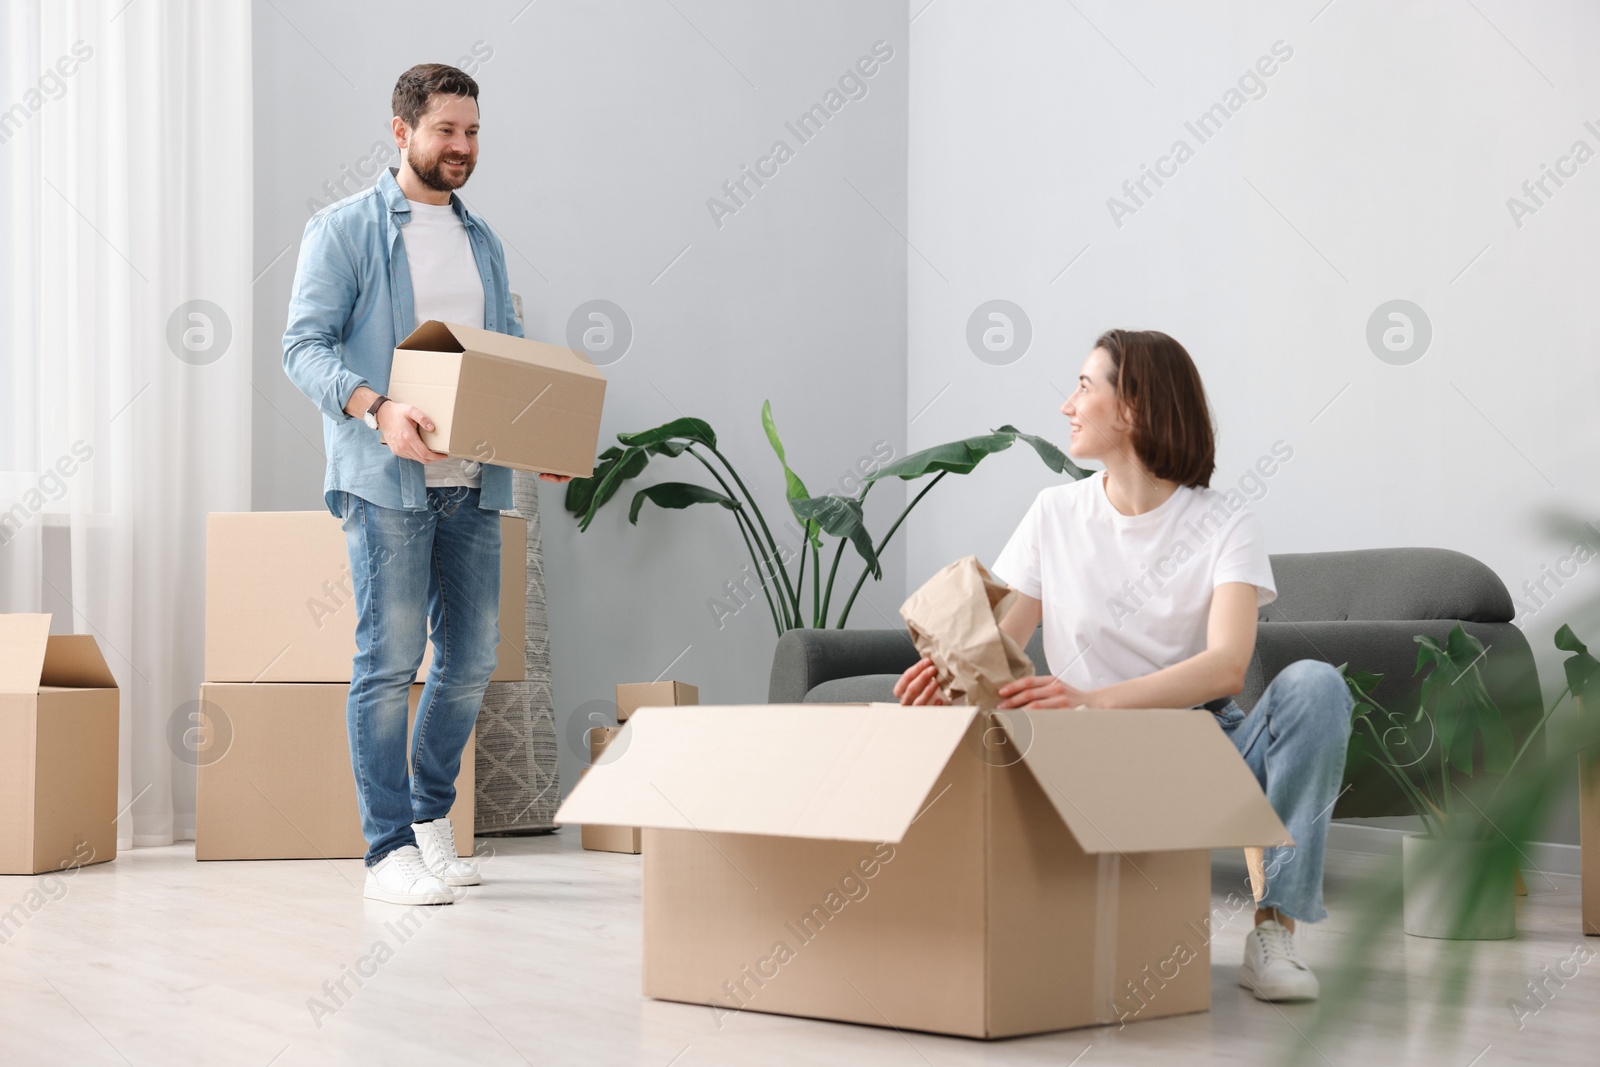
[1238,919,1319,1002]
[412,818,480,887]
[363,845,454,906]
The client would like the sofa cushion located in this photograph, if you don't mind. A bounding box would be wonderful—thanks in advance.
[804,674,902,703]
[801,626,1050,706]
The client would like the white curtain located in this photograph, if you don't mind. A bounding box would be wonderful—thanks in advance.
[2,0,252,848]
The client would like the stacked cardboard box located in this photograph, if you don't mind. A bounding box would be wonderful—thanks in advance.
[0,615,119,875]
[578,680,698,855]
[197,511,528,860]
[204,510,526,684]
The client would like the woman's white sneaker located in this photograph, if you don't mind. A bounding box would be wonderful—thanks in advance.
[412,818,481,887]
[1238,919,1319,1001]
[363,844,454,905]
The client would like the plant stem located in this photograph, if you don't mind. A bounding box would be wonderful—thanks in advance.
[736,507,787,637]
[795,524,809,627]
[822,539,848,626]
[708,444,802,625]
[1438,705,1450,827]
[1350,682,1448,836]
[684,445,789,633]
[1485,684,1570,812]
[1357,714,1443,837]
[811,538,821,627]
[836,471,946,628]
[820,481,873,626]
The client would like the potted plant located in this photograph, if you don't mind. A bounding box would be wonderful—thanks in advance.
[562,402,1086,635]
[1342,623,1584,939]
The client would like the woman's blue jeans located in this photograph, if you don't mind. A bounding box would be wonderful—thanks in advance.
[1213,659,1354,923]
[339,488,502,866]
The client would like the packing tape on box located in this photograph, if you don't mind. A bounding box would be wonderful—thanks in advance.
[1092,851,1121,1025]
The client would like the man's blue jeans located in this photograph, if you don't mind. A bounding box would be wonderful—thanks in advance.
[1213,659,1354,924]
[339,488,502,866]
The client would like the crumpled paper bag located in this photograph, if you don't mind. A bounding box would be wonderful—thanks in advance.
[899,555,1034,710]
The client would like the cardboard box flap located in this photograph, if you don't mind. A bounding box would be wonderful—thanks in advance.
[41,635,118,690]
[0,613,51,693]
[397,320,606,382]
[1003,708,1293,853]
[555,704,978,843]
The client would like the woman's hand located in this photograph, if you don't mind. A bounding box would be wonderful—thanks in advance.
[996,674,1092,710]
[893,657,946,706]
[538,472,572,483]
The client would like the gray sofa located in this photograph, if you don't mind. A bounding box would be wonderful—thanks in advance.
[767,547,1543,819]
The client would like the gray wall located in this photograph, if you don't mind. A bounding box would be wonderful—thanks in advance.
[252,2,909,799]
[906,1,1600,842]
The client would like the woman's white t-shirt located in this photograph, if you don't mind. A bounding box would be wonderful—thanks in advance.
[990,469,1277,693]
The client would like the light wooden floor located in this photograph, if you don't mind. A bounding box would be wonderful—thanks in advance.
[0,832,1595,1066]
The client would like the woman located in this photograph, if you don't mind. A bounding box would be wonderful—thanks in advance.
[894,329,1352,1004]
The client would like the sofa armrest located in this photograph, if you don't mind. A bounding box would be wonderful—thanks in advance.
[767,628,924,704]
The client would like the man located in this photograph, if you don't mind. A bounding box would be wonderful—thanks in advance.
[284,63,568,905]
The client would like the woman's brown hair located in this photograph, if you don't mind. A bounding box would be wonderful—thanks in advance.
[1094,329,1216,489]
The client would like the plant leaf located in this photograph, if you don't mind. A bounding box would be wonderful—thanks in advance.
[1337,663,1384,722]
[792,494,880,580]
[993,424,1092,480]
[1555,623,1600,702]
[575,446,650,531]
[1413,625,1511,777]
[564,445,625,519]
[617,417,717,450]
[627,482,741,525]
[864,432,1016,484]
[762,400,822,550]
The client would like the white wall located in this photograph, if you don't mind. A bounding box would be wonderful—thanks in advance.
[908,0,1600,636]
[253,2,909,800]
[906,0,1600,842]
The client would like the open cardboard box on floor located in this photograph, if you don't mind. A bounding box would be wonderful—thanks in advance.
[0,615,119,875]
[381,320,606,478]
[195,683,473,861]
[556,702,1290,1038]
[204,511,525,684]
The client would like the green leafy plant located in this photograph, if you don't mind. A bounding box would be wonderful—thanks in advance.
[1299,622,1600,1064]
[1339,624,1526,836]
[563,403,1088,635]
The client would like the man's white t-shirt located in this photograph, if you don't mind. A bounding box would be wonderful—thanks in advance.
[401,198,485,488]
[990,469,1277,694]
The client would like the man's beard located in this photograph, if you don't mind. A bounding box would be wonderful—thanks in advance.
[410,147,475,192]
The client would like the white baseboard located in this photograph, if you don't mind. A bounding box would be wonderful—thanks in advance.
[1325,822,1582,878]
[1213,822,1582,879]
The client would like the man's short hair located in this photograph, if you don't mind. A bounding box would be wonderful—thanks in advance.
[392,63,479,129]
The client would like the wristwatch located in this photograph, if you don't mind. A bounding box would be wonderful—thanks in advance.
[362,395,389,430]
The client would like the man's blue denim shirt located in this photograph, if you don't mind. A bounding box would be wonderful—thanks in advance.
[282,166,518,516]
